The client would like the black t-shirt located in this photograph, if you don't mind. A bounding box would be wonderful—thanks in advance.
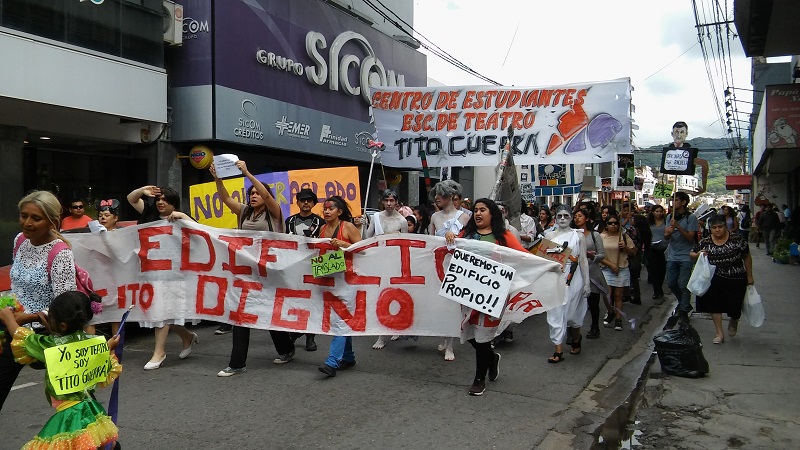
[285,213,323,237]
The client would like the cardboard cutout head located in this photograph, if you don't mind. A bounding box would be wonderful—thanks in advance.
[671,121,688,147]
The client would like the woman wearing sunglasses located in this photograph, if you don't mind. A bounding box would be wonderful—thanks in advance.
[599,212,637,331]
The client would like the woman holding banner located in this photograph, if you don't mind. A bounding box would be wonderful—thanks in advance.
[544,205,591,363]
[447,198,526,396]
[317,196,362,378]
[208,160,291,377]
[128,184,198,370]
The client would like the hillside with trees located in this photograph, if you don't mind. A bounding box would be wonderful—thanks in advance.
[634,137,748,194]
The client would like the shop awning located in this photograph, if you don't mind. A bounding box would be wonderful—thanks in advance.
[725,174,753,190]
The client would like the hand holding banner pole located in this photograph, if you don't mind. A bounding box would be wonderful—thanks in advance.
[489,125,515,201]
[362,140,383,237]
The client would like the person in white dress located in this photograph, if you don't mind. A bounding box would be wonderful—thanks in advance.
[545,205,590,363]
[430,180,471,361]
[366,190,411,350]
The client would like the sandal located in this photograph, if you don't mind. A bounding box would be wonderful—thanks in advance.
[570,334,582,355]
[547,352,565,363]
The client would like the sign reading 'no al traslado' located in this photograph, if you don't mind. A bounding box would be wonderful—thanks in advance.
[439,248,516,318]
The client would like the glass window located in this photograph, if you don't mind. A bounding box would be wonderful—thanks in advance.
[1,0,164,67]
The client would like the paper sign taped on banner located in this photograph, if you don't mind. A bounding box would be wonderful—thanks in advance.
[213,154,241,178]
[439,248,515,318]
[311,249,346,277]
[43,336,110,395]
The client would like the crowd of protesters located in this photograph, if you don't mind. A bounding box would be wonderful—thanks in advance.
[0,161,785,425]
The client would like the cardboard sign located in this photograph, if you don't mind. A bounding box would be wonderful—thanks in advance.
[653,183,674,198]
[616,154,635,191]
[660,146,698,175]
[43,337,110,395]
[212,154,241,178]
[311,249,346,277]
[439,248,515,318]
[530,238,572,268]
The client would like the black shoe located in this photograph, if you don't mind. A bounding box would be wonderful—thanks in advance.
[586,326,600,339]
[468,379,486,396]
[305,335,317,352]
[603,312,614,327]
[214,324,232,335]
[489,353,501,381]
[339,360,356,370]
[503,331,514,343]
[614,319,623,331]
[318,364,336,377]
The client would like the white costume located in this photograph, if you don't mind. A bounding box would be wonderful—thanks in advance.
[545,228,588,345]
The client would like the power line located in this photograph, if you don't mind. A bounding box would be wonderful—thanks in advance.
[361,0,502,85]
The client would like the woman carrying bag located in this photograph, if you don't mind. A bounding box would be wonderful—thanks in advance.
[689,214,754,344]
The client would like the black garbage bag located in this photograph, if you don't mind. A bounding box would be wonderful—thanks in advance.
[653,319,709,378]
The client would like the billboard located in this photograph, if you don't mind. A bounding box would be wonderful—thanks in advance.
[765,84,800,149]
[170,0,427,162]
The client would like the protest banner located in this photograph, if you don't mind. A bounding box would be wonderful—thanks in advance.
[44,337,110,395]
[439,248,516,318]
[371,79,632,168]
[189,166,361,227]
[74,222,565,337]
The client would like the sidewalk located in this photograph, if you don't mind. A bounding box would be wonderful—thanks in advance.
[631,245,800,449]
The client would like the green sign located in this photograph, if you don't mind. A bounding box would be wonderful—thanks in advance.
[44,336,110,395]
[653,183,674,198]
[311,249,346,277]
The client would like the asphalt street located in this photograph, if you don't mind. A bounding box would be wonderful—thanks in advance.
[4,274,671,449]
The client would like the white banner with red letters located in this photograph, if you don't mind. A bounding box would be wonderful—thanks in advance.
[74,221,565,336]
[371,78,632,167]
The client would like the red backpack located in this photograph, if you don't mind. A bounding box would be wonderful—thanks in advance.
[13,235,96,298]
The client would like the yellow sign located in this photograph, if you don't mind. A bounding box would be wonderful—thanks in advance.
[43,336,110,395]
[189,178,246,229]
[311,249,346,277]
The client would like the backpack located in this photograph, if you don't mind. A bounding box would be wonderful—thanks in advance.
[13,235,96,298]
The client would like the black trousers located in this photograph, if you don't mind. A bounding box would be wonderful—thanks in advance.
[587,292,601,327]
[0,337,24,412]
[468,339,494,382]
[627,253,642,301]
[647,248,667,297]
[228,327,295,369]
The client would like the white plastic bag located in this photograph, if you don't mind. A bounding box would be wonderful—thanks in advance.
[687,253,716,296]
[742,285,764,327]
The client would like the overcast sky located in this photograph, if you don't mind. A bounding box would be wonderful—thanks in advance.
[412,0,753,148]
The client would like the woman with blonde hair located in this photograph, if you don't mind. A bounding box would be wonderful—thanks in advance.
[1,190,78,411]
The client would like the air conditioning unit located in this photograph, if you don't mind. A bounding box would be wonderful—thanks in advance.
[163,0,183,45]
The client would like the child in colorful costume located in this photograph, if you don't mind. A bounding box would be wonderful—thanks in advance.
[0,291,122,450]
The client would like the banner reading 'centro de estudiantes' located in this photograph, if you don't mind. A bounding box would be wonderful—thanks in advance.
[372,79,632,168]
[79,222,565,337]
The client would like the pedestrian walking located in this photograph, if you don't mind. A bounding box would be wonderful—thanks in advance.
[599,212,636,331]
[446,198,526,395]
[664,192,699,319]
[317,196,362,378]
[128,185,199,370]
[1,191,78,411]
[573,208,607,340]
[209,161,290,377]
[689,214,754,343]
[648,205,668,299]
